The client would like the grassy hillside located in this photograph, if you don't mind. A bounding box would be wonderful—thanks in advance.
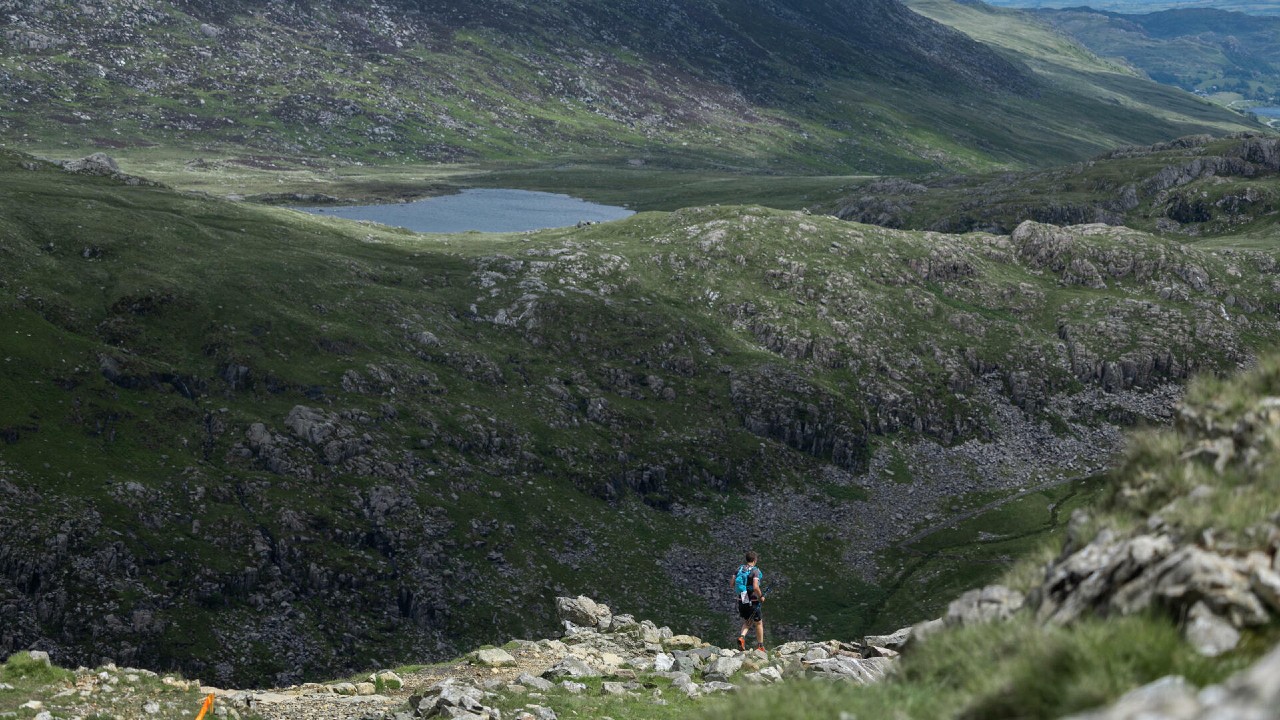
[705,348,1280,720]
[0,0,1261,182]
[984,0,1280,15]
[1029,7,1280,108]
[828,133,1280,237]
[3,150,1279,686]
[904,0,1267,123]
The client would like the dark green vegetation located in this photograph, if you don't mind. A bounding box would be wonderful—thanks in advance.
[1031,6,1280,106]
[0,0,1260,180]
[985,0,1280,15]
[831,133,1280,236]
[3,149,1279,686]
[707,352,1280,720]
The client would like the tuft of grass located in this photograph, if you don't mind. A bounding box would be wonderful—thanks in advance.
[0,652,74,686]
[703,615,1275,720]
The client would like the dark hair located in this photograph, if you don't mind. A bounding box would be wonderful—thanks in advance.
[745,551,758,563]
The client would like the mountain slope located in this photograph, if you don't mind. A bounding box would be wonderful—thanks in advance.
[1030,7,1280,107]
[904,0,1270,127]
[0,0,1259,174]
[3,151,1280,685]
[830,133,1280,236]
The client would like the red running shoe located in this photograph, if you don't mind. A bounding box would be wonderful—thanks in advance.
[737,636,746,651]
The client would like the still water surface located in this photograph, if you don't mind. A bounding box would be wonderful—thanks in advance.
[297,188,633,233]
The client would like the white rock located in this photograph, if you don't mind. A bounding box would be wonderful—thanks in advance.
[944,585,1024,626]
[473,648,517,667]
[1249,566,1280,614]
[1061,675,1199,720]
[863,627,912,649]
[1185,601,1240,657]
[702,654,743,681]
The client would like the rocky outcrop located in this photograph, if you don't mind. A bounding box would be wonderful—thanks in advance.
[60,152,120,175]
[0,0,1042,170]
[834,134,1280,235]
[1064,644,1280,720]
[1032,527,1278,655]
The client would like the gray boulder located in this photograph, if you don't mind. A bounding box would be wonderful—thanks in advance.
[1064,641,1280,719]
[1251,565,1280,614]
[1035,532,1273,631]
[516,673,553,692]
[524,706,557,720]
[542,657,597,680]
[804,656,894,684]
[555,596,612,630]
[774,641,809,656]
[61,153,120,176]
[1062,675,1199,720]
[471,648,516,667]
[863,626,912,650]
[673,654,701,674]
[417,680,487,717]
[1184,602,1239,657]
[702,655,744,682]
[802,646,830,662]
[945,585,1024,626]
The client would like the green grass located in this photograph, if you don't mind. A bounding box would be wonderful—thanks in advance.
[0,653,74,687]
[826,134,1280,237]
[2,0,1263,201]
[704,615,1279,720]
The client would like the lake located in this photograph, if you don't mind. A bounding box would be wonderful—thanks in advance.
[296,188,633,233]
[1253,107,1280,118]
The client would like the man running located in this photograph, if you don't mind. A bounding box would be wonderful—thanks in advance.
[734,551,765,651]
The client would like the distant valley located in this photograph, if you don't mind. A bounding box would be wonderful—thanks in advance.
[2,0,1280,710]
[1027,6,1280,110]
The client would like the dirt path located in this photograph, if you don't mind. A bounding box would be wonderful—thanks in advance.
[207,644,561,720]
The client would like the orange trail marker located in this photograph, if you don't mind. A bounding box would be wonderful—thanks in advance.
[194,693,215,720]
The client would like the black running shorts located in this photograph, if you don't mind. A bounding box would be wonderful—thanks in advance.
[738,600,762,622]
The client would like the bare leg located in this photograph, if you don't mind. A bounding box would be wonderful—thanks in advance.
[754,620,764,647]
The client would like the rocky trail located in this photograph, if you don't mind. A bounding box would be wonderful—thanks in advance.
[2,596,907,720]
[201,595,903,720]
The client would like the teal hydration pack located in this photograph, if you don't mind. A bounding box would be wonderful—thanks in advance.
[734,565,756,603]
